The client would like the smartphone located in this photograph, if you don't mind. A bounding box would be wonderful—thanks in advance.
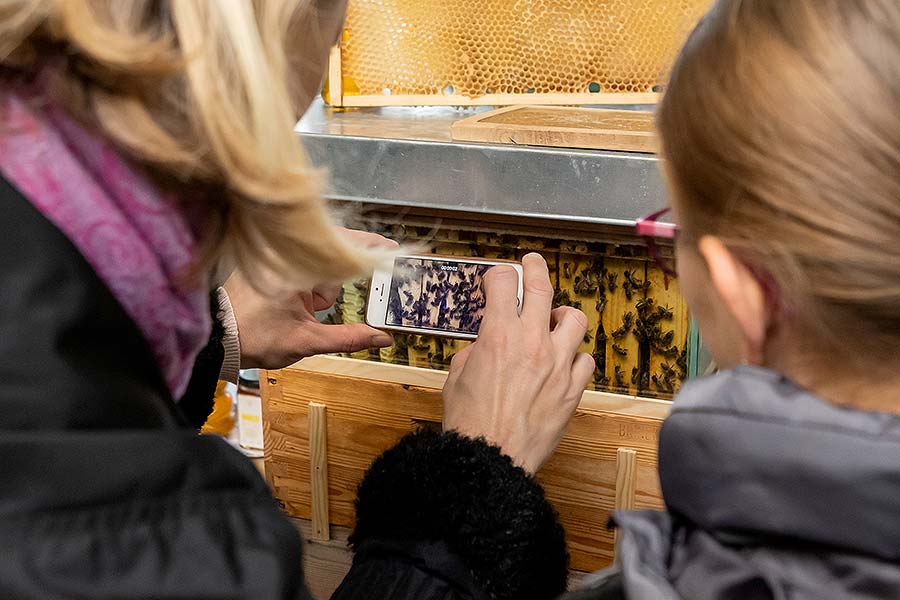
[366,254,524,340]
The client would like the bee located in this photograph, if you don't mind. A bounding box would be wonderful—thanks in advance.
[583,332,593,345]
[563,262,572,279]
[596,329,608,343]
[574,272,600,296]
[623,279,633,300]
[633,322,647,343]
[411,336,431,351]
[597,375,611,387]
[660,330,675,347]
[614,365,625,387]
[656,345,680,360]
[657,305,674,320]
[635,297,655,315]
[353,280,368,291]
[631,366,640,385]
[597,296,608,314]
[660,362,676,378]
[655,373,675,394]
[622,312,635,330]
[611,344,628,357]
[612,326,628,339]
[606,272,618,293]
[676,346,688,373]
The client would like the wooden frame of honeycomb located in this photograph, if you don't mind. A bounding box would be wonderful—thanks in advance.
[324,0,711,108]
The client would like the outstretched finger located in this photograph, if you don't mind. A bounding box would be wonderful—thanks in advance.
[302,322,394,357]
[520,253,554,330]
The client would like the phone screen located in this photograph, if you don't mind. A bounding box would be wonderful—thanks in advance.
[386,257,491,335]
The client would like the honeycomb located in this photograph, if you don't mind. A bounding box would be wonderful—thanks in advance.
[338,0,711,100]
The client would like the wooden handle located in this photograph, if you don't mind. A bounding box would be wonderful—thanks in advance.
[309,402,331,541]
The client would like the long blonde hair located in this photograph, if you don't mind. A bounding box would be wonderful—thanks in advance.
[658,0,900,362]
[0,0,376,291]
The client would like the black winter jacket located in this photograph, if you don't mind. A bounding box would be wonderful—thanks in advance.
[0,175,572,599]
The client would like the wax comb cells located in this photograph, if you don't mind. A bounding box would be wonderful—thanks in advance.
[339,0,710,99]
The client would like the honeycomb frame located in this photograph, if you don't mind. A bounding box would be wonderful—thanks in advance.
[325,0,711,107]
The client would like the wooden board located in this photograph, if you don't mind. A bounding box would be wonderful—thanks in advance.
[452,106,658,153]
[339,92,660,108]
[263,357,668,572]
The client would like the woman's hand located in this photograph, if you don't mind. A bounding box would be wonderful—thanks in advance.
[442,253,595,474]
[226,228,396,370]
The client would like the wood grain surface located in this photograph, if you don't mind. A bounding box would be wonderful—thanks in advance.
[452,106,658,153]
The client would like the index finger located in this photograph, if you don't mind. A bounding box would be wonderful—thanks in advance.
[520,253,554,328]
[482,265,520,323]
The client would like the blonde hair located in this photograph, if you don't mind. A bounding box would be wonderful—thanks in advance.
[0,0,377,291]
[658,0,900,361]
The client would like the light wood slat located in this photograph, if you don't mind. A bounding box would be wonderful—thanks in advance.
[309,402,331,541]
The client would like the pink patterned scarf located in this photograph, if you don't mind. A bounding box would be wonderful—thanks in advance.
[0,85,211,400]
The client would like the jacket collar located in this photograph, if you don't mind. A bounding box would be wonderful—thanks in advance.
[659,366,900,561]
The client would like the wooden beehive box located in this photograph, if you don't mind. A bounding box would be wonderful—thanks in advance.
[324,0,712,107]
[261,225,695,592]
[262,356,670,574]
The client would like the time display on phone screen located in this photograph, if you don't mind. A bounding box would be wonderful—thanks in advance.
[386,258,490,335]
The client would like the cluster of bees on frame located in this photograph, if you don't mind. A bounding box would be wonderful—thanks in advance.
[555,260,687,396]
[330,225,690,399]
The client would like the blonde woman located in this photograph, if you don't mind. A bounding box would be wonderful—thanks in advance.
[0,1,590,599]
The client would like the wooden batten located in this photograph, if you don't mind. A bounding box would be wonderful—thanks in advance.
[335,92,661,108]
[309,402,331,541]
[614,448,637,511]
[327,46,343,107]
[613,447,638,549]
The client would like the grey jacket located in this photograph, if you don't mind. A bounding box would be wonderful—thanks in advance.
[573,367,900,600]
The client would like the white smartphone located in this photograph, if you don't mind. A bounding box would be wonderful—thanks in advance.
[366,254,524,340]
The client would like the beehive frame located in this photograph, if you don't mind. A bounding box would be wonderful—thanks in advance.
[324,0,712,108]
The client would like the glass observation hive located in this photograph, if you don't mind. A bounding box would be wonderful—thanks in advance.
[324,0,712,107]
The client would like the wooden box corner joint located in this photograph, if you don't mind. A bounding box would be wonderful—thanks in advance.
[309,402,331,542]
